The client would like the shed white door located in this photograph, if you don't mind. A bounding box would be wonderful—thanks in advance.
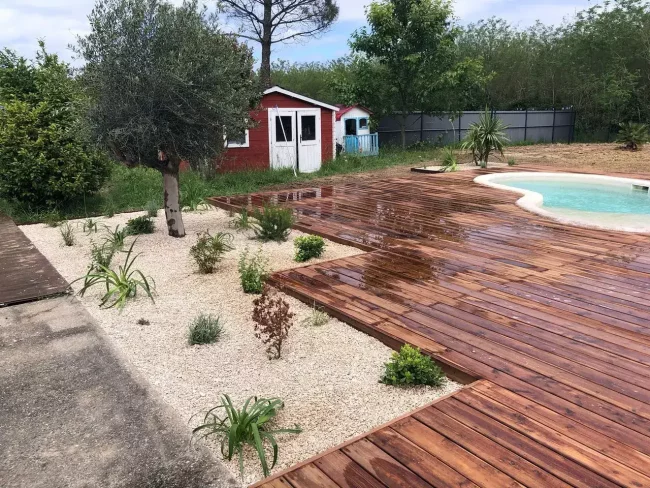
[297,110,321,173]
[269,109,321,173]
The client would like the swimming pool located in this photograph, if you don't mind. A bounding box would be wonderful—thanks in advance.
[474,172,650,233]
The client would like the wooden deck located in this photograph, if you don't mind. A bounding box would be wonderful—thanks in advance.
[209,168,650,488]
[0,215,69,306]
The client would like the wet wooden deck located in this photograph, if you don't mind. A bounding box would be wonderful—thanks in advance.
[0,215,68,306]
[209,168,650,488]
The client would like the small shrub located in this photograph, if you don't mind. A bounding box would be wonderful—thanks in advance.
[137,318,150,325]
[189,231,234,274]
[104,225,128,251]
[294,235,326,262]
[181,175,207,211]
[145,200,159,217]
[230,207,252,232]
[238,247,269,294]
[616,122,648,150]
[75,239,155,309]
[126,215,155,235]
[59,222,75,246]
[381,344,445,387]
[301,305,329,327]
[188,314,224,345]
[441,148,458,172]
[43,211,63,227]
[253,285,294,359]
[251,204,295,242]
[192,395,301,476]
[102,199,117,218]
[82,217,100,234]
[90,241,115,271]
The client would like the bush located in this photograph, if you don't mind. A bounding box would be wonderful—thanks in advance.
[253,285,294,359]
[616,122,648,150]
[103,224,128,251]
[126,215,155,235]
[251,204,295,242]
[461,107,509,167]
[192,395,301,476]
[189,231,234,274]
[441,148,458,172]
[59,221,75,246]
[507,158,516,166]
[0,47,110,207]
[380,344,445,387]
[294,235,326,262]
[90,241,115,271]
[230,207,252,232]
[82,217,100,233]
[43,211,63,227]
[238,247,269,294]
[145,200,158,217]
[188,314,223,345]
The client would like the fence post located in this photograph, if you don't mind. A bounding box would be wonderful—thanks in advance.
[458,113,462,143]
[420,111,424,142]
[569,111,575,144]
[551,108,556,143]
[524,109,528,142]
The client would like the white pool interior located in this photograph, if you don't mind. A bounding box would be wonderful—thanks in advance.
[474,172,650,233]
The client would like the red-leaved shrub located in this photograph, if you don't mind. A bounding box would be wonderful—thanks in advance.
[253,285,294,359]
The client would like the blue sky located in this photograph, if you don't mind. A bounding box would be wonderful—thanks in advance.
[1,0,594,65]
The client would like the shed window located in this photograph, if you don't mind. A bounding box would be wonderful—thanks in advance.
[301,115,316,141]
[227,128,249,148]
[359,118,368,129]
[275,116,293,142]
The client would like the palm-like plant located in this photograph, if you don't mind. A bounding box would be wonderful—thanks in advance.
[192,395,301,476]
[75,239,155,309]
[616,122,648,151]
[461,107,510,167]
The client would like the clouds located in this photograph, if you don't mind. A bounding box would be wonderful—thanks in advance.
[1,0,593,65]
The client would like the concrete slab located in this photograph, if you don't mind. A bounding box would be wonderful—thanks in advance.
[0,296,237,488]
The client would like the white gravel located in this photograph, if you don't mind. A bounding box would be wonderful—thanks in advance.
[21,207,462,486]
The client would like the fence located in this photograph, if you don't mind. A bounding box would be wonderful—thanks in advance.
[344,134,379,156]
[378,109,576,147]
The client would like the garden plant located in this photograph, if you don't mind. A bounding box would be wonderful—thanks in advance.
[294,235,326,262]
[251,204,295,242]
[238,247,269,294]
[253,285,294,359]
[381,344,445,387]
[189,231,234,274]
[188,314,224,345]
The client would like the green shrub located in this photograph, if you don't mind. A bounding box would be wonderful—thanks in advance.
[102,198,118,218]
[507,158,516,166]
[294,235,326,262]
[189,231,234,274]
[441,147,458,172]
[103,224,128,251]
[188,314,223,345]
[145,200,159,217]
[616,122,648,150]
[43,211,63,227]
[230,207,252,232]
[238,247,269,294]
[251,204,295,242]
[82,217,100,233]
[59,221,75,246]
[75,239,155,309]
[381,344,445,387]
[181,173,208,210]
[90,241,115,271]
[301,305,329,327]
[0,48,110,208]
[126,215,155,235]
[192,395,301,476]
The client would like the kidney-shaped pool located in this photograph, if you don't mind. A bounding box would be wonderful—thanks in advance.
[474,172,650,233]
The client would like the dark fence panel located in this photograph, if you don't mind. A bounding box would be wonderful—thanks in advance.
[378,109,576,147]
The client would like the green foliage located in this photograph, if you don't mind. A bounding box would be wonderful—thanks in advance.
[461,108,509,166]
[271,60,344,105]
[0,45,111,208]
[301,305,330,327]
[381,344,445,387]
[102,198,118,218]
[82,217,100,234]
[192,395,301,476]
[251,205,295,242]
[294,235,326,262]
[238,247,269,294]
[616,122,648,150]
[181,173,208,210]
[59,222,75,246]
[104,225,128,251]
[75,239,155,309]
[189,231,234,274]
[441,148,458,172]
[90,241,115,271]
[507,158,517,166]
[126,215,155,235]
[230,207,252,232]
[43,211,63,227]
[188,314,224,345]
[145,200,159,218]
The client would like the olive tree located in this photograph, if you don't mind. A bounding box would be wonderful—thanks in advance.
[76,0,259,237]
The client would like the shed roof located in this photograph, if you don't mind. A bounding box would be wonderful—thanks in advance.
[263,86,339,112]
[335,104,372,121]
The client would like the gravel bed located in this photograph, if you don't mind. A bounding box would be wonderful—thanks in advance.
[21,208,462,486]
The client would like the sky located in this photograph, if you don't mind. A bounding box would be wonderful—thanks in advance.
[1,0,594,65]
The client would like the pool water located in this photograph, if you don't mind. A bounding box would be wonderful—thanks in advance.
[499,179,650,215]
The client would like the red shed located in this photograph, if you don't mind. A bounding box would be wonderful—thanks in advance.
[220,86,339,173]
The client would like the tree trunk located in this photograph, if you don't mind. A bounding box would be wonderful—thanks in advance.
[159,153,185,237]
[260,0,273,89]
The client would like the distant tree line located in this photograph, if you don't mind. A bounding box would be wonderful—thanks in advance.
[271,0,650,139]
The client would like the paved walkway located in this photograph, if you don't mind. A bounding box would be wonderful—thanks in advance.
[0,216,236,488]
[210,167,650,488]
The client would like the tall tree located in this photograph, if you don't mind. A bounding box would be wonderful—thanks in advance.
[219,0,339,88]
[341,0,486,147]
[76,0,259,237]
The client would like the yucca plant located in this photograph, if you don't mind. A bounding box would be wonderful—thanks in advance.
[104,225,128,251]
[75,239,155,309]
[59,222,75,246]
[461,107,509,167]
[440,147,458,172]
[82,217,101,234]
[90,241,115,271]
[616,122,648,151]
[192,395,301,476]
[230,207,252,232]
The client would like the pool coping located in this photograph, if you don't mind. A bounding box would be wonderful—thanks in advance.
[474,172,650,233]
